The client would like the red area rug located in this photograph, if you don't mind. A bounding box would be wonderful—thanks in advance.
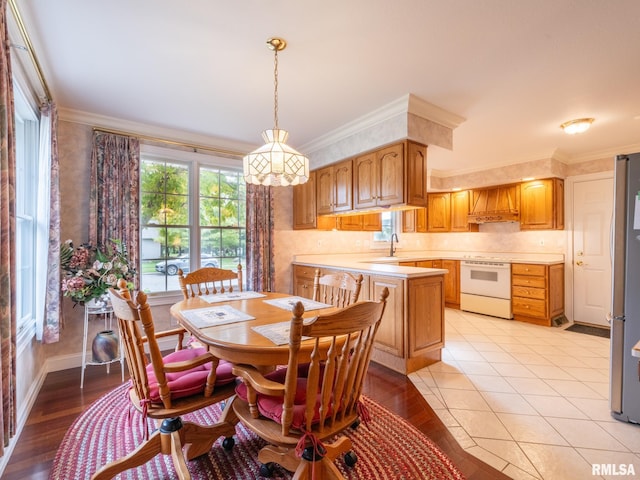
[50,383,465,479]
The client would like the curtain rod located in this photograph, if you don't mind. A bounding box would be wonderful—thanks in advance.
[8,0,52,102]
[92,126,245,158]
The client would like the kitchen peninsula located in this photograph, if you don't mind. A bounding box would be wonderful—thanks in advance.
[292,251,564,375]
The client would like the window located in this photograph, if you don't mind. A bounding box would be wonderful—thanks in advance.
[372,211,397,243]
[14,82,40,339]
[139,147,246,294]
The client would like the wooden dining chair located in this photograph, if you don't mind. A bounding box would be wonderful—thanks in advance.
[312,270,364,308]
[178,264,243,300]
[232,287,389,479]
[91,279,238,480]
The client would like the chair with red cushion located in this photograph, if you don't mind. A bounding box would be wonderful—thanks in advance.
[232,287,389,479]
[91,279,238,480]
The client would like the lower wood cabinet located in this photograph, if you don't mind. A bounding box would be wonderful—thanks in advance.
[292,263,445,375]
[511,262,565,326]
[441,259,460,308]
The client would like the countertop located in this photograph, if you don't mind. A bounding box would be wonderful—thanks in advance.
[293,251,565,279]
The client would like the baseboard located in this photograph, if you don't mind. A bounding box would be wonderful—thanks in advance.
[0,361,48,477]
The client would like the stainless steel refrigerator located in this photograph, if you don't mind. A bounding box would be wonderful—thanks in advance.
[610,153,640,424]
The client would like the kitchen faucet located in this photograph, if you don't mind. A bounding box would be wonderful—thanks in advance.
[389,233,399,257]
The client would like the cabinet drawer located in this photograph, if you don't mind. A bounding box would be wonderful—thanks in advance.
[512,285,546,300]
[294,265,317,278]
[512,296,546,318]
[399,261,416,267]
[512,275,546,289]
[512,263,546,276]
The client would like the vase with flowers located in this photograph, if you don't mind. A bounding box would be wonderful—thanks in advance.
[60,239,136,306]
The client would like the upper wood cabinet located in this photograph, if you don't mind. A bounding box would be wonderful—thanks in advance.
[293,171,318,230]
[402,208,427,233]
[520,178,564,230]
[316,159,353,215]
[353,141,427,210]
[468,184,520,224]
[427,192,451,232]
[450,190,478,232]
[337,213,382,231]
[427,190,477,232]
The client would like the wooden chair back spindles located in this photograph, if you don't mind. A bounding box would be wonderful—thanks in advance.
[178,265,243,300]
[92,279,237,480]
[313,270,363,308]
[232,287,389,479]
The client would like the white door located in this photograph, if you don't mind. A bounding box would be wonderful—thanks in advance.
[572,177,613,327]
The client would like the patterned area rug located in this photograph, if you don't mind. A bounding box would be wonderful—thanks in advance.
[50,383,465,480]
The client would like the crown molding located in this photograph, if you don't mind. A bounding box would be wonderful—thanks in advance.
[301,93,465,154]
[58,107,254,156]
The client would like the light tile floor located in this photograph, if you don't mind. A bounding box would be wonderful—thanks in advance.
[408,309,640,480]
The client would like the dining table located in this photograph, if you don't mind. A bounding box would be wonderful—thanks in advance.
[170,291,338,368]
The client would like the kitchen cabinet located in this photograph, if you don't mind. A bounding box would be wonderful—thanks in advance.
[520,178,564,230]
[468,184,520,224]
[441,259,460,308]
[316,159,353,215]
[337,213,382,231]
[353,141,428,210]
[427,191,478,232]
[402,208,427,233]
[293,261,445,375]
[292,265,317,299]
[427,192,451,232]
[511,262,565,326]
[368,273,444,374]
[292,171,337,230]
[450,190,479,232]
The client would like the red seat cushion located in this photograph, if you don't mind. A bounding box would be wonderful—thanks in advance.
[146,347,235,403]
[235,366,329,430]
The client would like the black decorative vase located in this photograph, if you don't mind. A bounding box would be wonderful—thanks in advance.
[92,330,119,363]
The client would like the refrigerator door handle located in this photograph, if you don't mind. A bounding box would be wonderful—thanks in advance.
[610,316,625,414]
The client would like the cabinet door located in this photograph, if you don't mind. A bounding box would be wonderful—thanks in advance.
[442,259,460,306]
[369,275,404,357]
[332,160,353,213]
[520,178,563,230]
[427,192,451,232]
[362,213,382,231]
[316,166,334,215]
[353,152,377,209]
[406,141,428,207]
[408,275,444,357]
[293,171,317,230]
[377,143,404,207]
[416,208,427,232]
[450,190,476,232]
[292,265,317,299]
[402,209,416,233]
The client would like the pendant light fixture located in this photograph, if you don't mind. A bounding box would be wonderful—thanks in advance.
[243,37,309,186]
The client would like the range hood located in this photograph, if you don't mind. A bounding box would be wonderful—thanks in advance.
[467,184,520,224]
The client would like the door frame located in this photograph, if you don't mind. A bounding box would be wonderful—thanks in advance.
[564,170,614,324]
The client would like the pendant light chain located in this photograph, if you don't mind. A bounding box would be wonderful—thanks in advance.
[273,48,279,130]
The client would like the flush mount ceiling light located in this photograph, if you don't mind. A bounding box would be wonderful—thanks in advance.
[243,37,309,187]
[560,117,595,135]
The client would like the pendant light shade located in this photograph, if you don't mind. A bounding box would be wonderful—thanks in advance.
[243,38,309,186]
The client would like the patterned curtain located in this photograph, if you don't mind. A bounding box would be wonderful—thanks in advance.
[0,0,16,453]
[245,183,274,292]
[88,131,140,288]
[37,101,60,343]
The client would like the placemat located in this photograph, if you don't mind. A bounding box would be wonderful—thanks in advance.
[180,305,254,328]
[200,291,266,303]
[252,320,311,345]
[263,296,332,311]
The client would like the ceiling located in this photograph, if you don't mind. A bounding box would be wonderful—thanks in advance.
[14,0,640,174]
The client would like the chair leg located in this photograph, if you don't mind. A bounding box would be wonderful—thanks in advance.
[91,430,164,480]
[183,396,238,460]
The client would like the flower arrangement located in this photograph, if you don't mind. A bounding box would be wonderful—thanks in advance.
[60,239,136,305]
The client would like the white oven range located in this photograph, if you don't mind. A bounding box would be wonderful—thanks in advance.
[460,258,513,319]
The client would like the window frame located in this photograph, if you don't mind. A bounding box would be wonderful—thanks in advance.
[13,80,40,346]
[139,145,245,302]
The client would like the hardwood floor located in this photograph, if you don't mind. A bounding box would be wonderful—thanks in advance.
[3,361,509,480]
